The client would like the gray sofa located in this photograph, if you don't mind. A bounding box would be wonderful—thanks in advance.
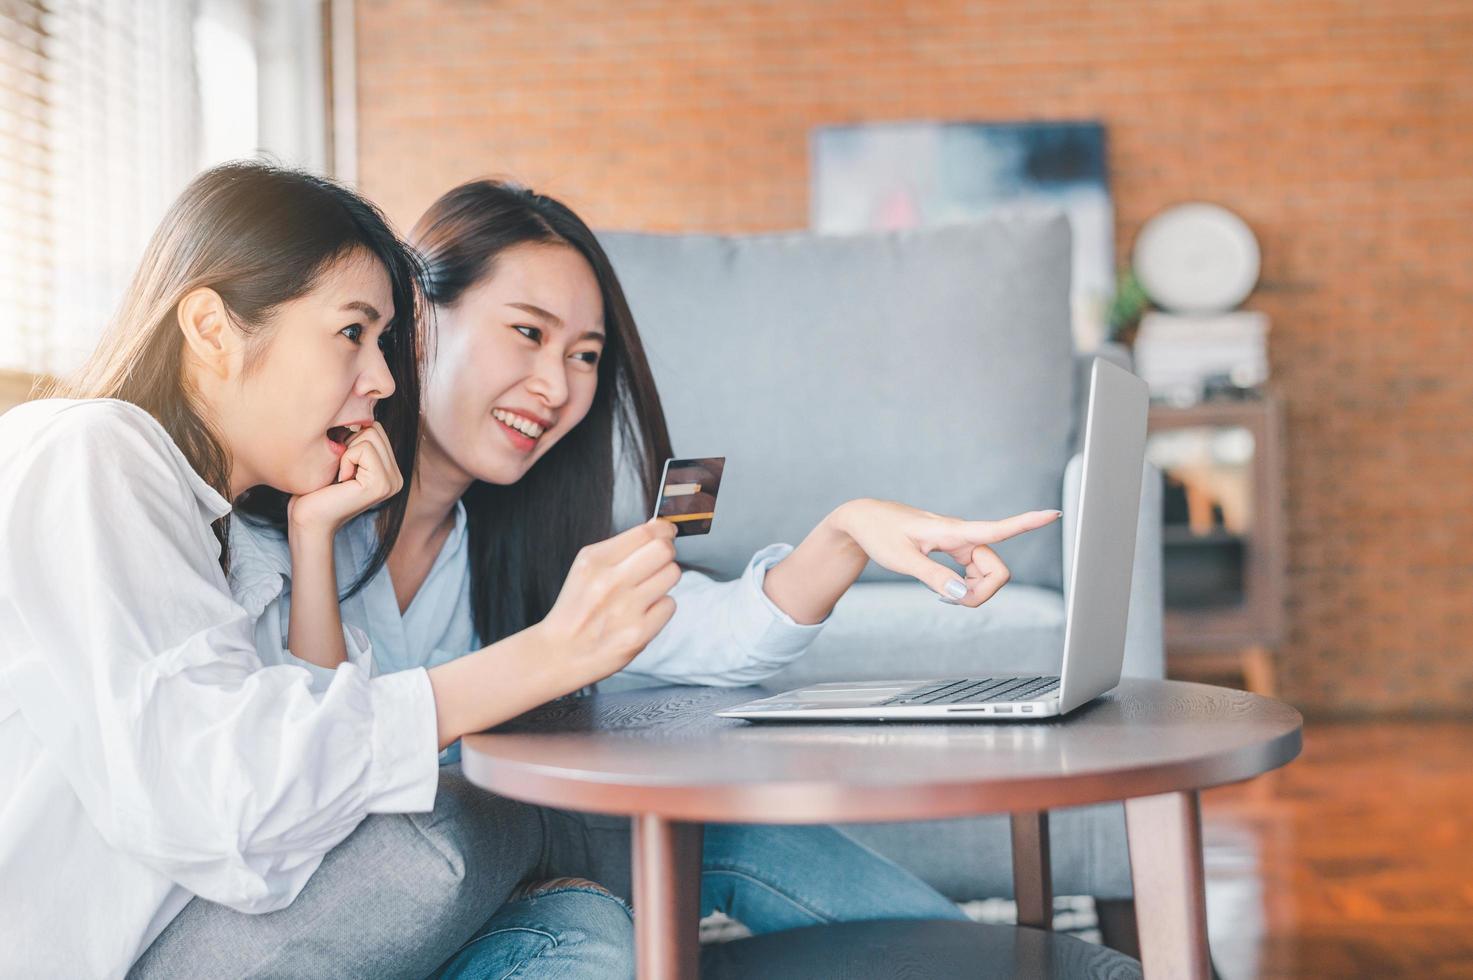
[598,212,1163,905]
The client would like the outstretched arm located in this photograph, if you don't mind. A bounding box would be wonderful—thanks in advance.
[761,499,1062,624]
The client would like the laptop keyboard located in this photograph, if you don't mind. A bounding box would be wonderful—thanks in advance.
[877,676,1061,707]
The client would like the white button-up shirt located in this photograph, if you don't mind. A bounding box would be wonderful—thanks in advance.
[0,399,440,980]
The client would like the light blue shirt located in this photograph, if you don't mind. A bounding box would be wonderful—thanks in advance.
[229,503,825,694]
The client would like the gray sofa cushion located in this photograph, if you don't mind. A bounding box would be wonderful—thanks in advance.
[600,214,1076,589]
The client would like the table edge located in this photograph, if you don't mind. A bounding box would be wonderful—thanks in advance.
[461,723,1302,823]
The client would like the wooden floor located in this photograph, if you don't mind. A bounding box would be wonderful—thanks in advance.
[1202,720,1473,978]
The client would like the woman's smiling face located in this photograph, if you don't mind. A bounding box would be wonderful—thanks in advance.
[421,242,606,488]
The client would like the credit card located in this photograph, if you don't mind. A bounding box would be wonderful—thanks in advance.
[651,457,726,537]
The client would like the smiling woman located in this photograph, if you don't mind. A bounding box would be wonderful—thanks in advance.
[410,183,672,646]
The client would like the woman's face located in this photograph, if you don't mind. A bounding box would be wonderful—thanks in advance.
[422,242,605,487]
[212,249,398,497]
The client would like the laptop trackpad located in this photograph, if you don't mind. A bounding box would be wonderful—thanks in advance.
[779,680,929,708]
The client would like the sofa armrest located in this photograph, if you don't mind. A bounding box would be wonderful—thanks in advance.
[1063,454,1165,679]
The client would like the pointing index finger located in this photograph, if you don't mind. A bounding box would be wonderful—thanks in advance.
[961,509,1062,544]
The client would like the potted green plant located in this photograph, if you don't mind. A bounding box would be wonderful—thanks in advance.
[1106,268,1151,348]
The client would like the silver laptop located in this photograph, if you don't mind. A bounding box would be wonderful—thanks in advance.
[719,358,1149,722]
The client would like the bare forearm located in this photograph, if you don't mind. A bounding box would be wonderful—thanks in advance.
[426,625,567,750]
[760,505,869,625]
[285,533,348,669]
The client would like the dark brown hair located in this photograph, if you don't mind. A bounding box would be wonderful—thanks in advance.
[46,161,424,593]
[411,180,672,644]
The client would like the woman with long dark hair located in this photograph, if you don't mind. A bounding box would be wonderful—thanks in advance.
[0,163,661,979]
[230,178,1061,967]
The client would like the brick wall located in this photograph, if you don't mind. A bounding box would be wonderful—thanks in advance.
[356,0,1473,716]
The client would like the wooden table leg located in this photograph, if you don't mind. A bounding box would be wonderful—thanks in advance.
[1125,790,1211,980]
[1242,644,1277,698]
[631,814,704,980]
[1010,810,1052,930]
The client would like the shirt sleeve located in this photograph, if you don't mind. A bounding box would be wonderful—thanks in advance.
[0,406,439,913]
[618,543,826,686]
[230,518,378,695]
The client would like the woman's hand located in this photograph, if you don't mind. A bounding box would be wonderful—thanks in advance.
[829,499,1061,607]
[534,518,681,689]
[281,422,402,670]
[426,520,681,748]
[287,422,404,537]
[761,499,1061,624]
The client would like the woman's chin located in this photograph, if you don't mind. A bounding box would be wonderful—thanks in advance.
[278,464,339,498]
[468,452,535,487]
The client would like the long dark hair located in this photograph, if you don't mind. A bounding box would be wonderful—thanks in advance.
[411,180,672,645]
[47,161,424,593]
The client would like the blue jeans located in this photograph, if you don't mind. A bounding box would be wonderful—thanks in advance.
[438,814,965,976]
[433,880,634,980]
[697,822,966,931]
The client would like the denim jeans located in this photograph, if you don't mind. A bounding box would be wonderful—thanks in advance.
[432,880,634,980]
[438,815,966,978]
[696,821,967,931]
[536,809,967,931]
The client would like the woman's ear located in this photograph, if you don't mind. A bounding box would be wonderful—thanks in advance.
[176,287,241,380]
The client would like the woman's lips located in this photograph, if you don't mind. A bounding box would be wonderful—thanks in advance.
[325,420,372,458]
[494,415,537,452]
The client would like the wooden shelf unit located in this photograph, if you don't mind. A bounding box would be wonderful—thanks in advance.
[1148,394,1287,696]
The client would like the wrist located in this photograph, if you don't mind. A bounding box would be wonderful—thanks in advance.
[427,625,568,747]
[818,501,869,564]
[288,517,338,554]
[515,621,562,692]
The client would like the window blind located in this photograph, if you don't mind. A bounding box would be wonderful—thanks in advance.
[0,1,51,372]
[0,0,198,376]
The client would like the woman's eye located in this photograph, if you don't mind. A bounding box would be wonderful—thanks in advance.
[513,325,542,343]
[341,324,363,344]
[377,331,392,352]
[572,351,600,366]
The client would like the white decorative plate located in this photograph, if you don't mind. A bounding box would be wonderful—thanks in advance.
[1132,203,1260,314]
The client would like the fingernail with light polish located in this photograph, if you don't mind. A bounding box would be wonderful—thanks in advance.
[944,579,968,600]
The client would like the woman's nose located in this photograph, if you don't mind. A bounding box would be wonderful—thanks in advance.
[361,346,397,401]
[525,350,568,408]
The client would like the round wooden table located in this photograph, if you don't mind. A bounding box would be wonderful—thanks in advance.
[463,678,1302,979]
